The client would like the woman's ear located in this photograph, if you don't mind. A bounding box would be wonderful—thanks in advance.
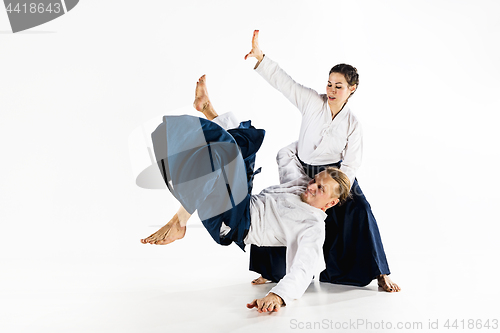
[350,84,357,94]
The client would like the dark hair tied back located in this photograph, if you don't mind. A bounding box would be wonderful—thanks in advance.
[329,64,359,88]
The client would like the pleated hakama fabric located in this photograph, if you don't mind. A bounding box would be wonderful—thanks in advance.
[249,160,390,286]
[151,115,265,250]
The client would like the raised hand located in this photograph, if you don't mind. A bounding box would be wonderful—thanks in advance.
[244,30,264,63]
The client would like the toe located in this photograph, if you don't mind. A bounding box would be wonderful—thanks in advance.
[159,236,177,245]
[252,277,264,285]
[378,281,390,292]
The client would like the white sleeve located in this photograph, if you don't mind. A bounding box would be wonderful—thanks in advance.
[268,224,325,306]
[276,141,309,184]
[211,112,240,130]
[340,121,363,188]
[255,56,322,116]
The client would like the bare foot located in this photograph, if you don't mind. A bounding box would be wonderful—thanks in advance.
[193,74,211,112]
[140,218,186,245]
[193,75,218,120]
[251,276,270,285]
[377,274,401,292]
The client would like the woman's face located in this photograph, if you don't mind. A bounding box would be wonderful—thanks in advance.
[326,72,356,109]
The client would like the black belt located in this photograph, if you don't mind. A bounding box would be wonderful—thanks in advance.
[297,156,342,179]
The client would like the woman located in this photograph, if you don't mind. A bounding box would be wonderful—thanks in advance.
[244,30,400,292]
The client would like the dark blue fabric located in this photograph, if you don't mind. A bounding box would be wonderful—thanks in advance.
[228,121,263,195]
[249,160,391,286]
[199,120,265,250]
[151,115,265,251]
[249,245,287,282]
[248,158,342,282]
[319,178,390,286]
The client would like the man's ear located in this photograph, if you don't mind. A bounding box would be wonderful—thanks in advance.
[326,198,340,210]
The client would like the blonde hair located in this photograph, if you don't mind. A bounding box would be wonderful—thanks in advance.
[324,167,351,204]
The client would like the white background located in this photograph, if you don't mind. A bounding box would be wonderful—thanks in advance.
[1,1,499,332]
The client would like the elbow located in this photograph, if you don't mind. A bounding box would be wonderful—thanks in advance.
[276,147,293,163]
[276,142,298,163]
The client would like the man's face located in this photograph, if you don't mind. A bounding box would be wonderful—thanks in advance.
[300,170,340,211]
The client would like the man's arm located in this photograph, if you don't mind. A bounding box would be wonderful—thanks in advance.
[268,223,325,306]
[246,292,284,313]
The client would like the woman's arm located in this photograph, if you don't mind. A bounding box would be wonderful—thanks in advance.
[340,121,363,188]
[244,30,264,67]
[244,30,322,115]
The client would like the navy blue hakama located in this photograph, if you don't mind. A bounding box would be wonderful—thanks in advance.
[151,115,265,250]
[249,160,391,286]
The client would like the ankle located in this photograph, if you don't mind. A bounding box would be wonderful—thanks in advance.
[203,108,218,121]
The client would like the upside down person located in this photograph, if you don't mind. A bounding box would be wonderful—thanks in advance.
[140,75,351,312]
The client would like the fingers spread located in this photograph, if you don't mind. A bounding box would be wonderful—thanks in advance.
[246,299,257,309]
[249,295,282,314]
[257,299,265,312]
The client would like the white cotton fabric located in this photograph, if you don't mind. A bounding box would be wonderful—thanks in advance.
[213,112,327,306]
[211,112,240,130]
[255,55,363,187]
[244,176,326,306]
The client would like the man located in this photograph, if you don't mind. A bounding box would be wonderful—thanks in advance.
[140,75,351,312]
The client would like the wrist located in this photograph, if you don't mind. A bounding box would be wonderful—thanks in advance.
[270,292,284,305]
[254,54,265,69]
